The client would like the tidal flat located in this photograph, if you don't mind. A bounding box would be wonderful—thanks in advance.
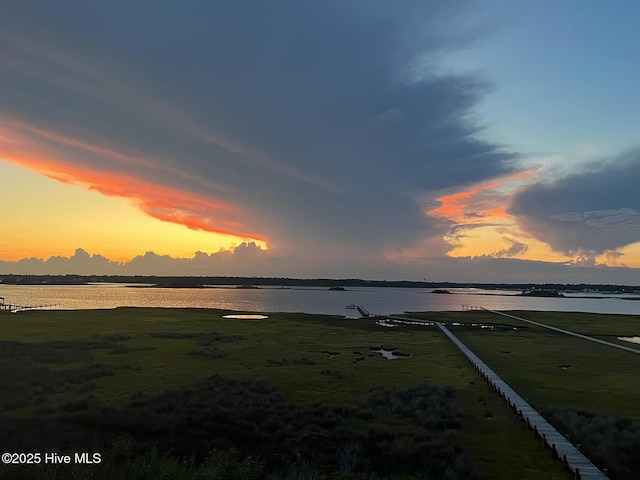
[1,308,637,479]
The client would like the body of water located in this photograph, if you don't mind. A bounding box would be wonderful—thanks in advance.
[2,284,640,316]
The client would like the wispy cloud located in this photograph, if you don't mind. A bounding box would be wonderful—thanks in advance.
[489,237,529,258]
[427,181,503,223]
[0,1,517,262]
[0,120,260,238]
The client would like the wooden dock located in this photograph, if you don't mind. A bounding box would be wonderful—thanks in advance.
[0,297,56,312]
[435,321,609,480]
[355,305,372,317]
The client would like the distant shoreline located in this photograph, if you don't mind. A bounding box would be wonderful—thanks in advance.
[1,274,639,294]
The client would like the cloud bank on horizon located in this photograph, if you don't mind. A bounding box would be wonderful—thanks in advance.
[1,1,640,282]
[4,245,640,286]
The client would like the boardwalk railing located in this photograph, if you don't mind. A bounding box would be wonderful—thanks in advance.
[435,321,608,480]
[364,307,610,477]
[0,301,57,312]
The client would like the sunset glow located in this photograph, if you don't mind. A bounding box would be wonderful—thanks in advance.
[1,2,640,282]
[0,118,266,240]
[425,165,640,269]
[0,161,266,263]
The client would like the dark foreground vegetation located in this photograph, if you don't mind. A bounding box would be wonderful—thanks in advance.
[8,307,634,479]
[546,409,640,480]
[0,320,484,479]
[0,373,481,479]
[0,339,116,411]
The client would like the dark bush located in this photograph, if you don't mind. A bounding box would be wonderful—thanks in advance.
[190,347,226,359]
[63,399,90,412]
[364,384,460,430]
[0,344,114,411]
[103,333,132,342]
[293,357,316,365]
[546,408,640,479]
[0,374,483,479]
[320,369,347,380]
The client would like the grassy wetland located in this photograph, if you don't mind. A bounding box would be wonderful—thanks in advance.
[1,308,638,479]
[402,309,640,479]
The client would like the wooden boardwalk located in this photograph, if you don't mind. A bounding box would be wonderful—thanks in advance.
[435,321,608,480]
[482,308,640,355]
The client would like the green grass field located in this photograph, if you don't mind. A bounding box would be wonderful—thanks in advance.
[420,310,640,420]
[4,307,637,479]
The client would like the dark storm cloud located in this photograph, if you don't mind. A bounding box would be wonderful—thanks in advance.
[510,149,640,254]
[0,1,515,255]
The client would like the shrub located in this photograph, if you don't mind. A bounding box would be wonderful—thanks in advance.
[546,408,640,479]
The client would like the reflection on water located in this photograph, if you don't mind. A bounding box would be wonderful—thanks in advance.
[222,314,268,319]
[377,349,399,360]
[619,336,640,344]
[1,284,640,316]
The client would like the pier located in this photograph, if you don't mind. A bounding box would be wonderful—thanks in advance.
[349,304,373,317]
[0,297,56,312]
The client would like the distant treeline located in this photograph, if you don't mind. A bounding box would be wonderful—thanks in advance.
[1,274,639,292]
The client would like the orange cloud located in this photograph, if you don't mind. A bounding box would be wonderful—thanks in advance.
[484,206,509,219]
[0,118,265,241]
[427,169,536,226]
[425,169,549,261]
[427,181,503,223]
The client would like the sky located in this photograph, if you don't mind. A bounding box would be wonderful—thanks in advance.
[1,1,640,283]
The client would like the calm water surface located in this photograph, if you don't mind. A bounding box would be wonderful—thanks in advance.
[2,284,640,316]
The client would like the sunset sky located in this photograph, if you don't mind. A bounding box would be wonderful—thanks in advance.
[1,1,640,283]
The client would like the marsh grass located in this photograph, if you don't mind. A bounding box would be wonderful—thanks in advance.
[0,307,580,479]
[425,309,640,478]
[437,310,640,420]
